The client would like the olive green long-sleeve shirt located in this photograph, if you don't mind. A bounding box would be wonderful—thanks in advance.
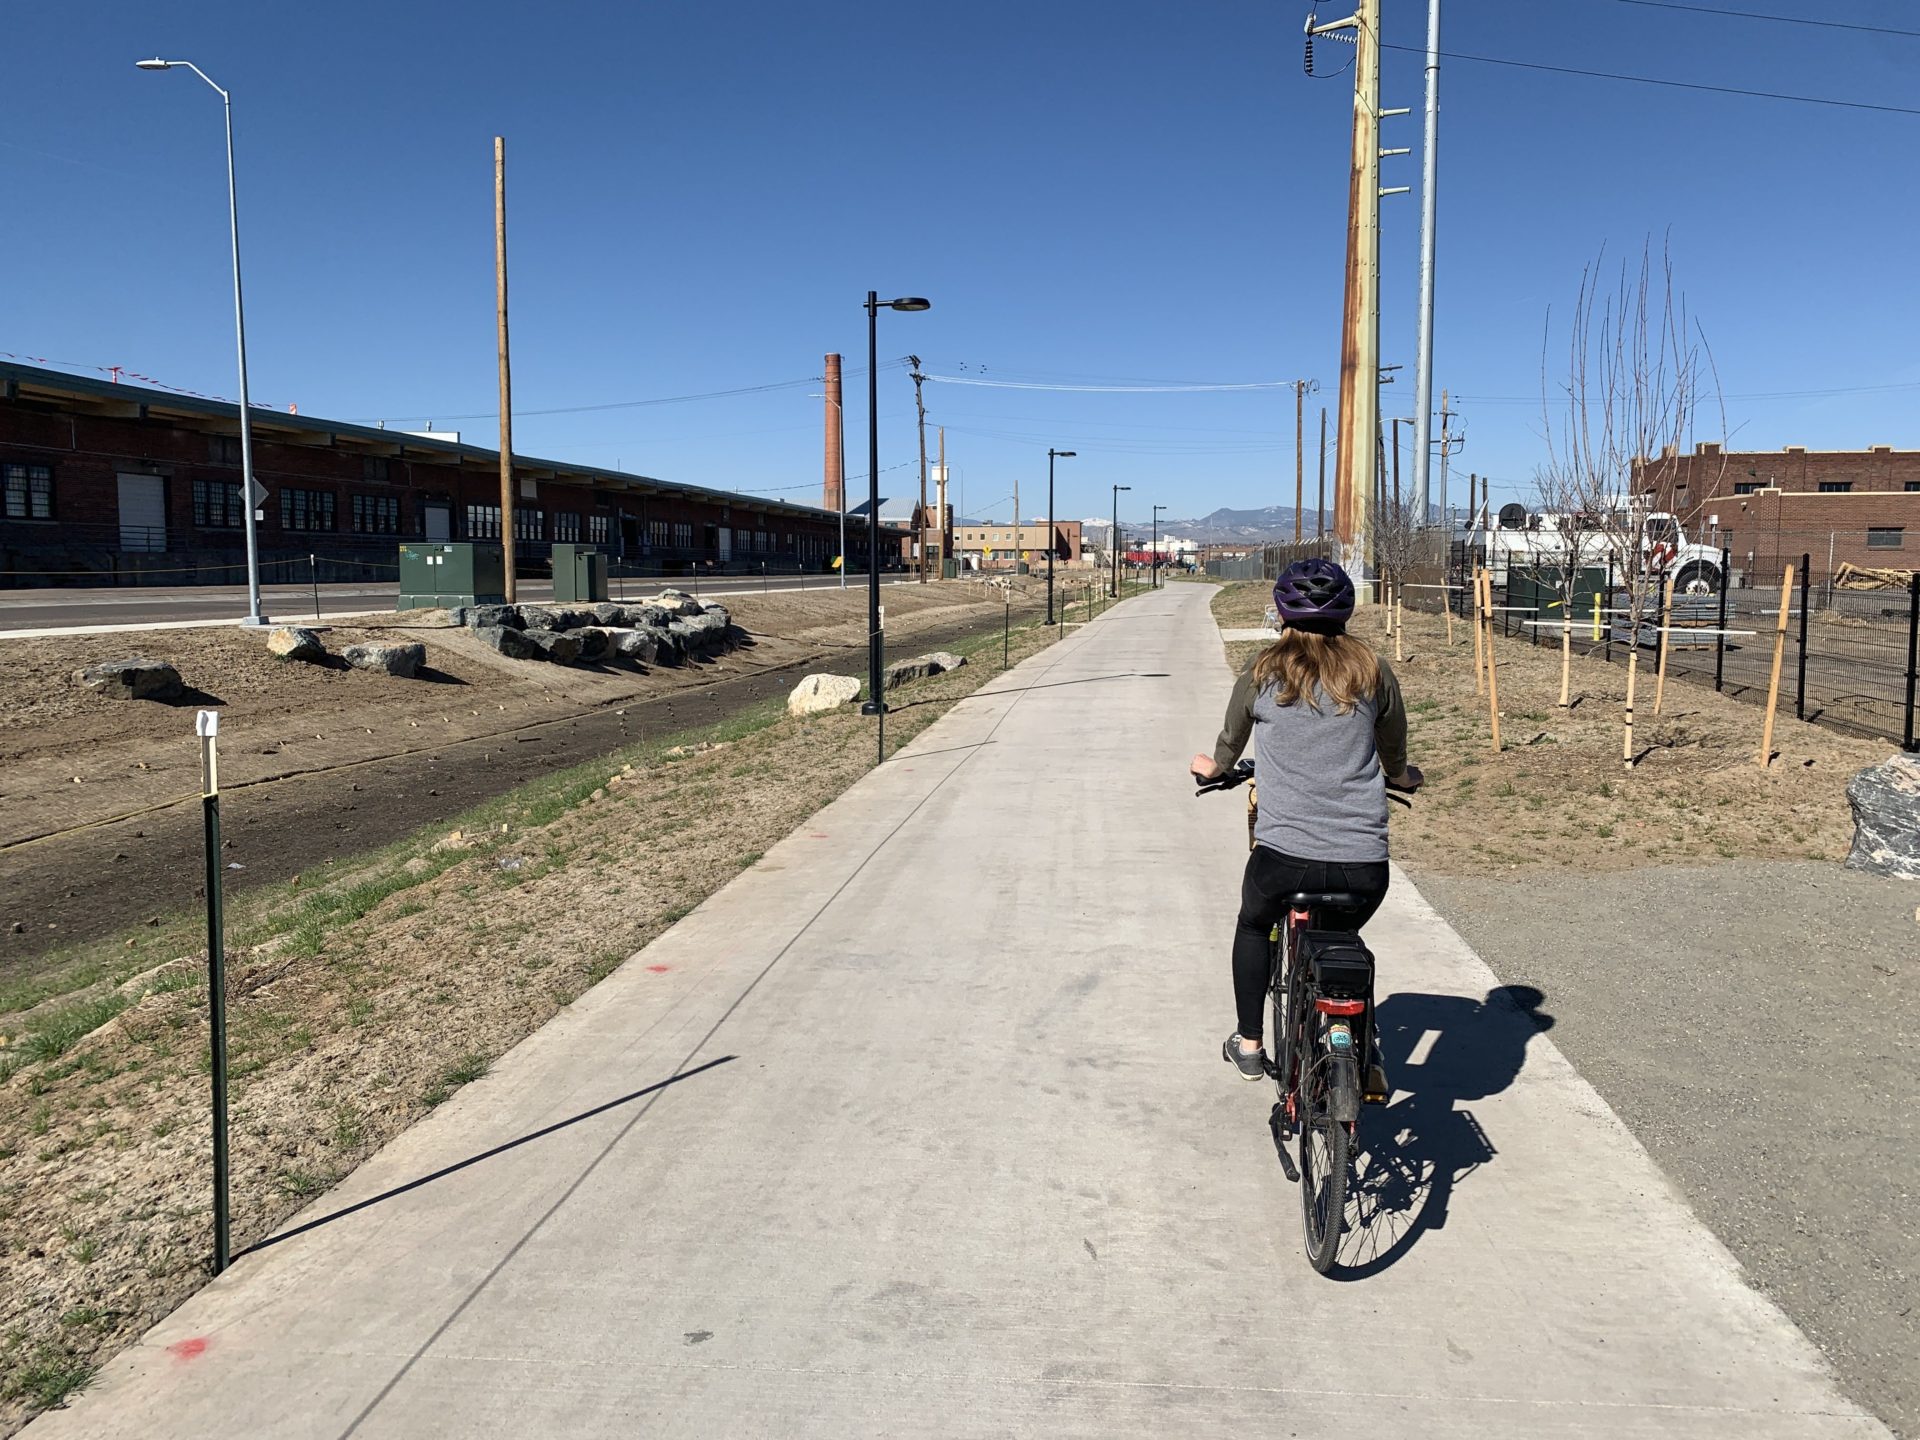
[1210,656,1409,862]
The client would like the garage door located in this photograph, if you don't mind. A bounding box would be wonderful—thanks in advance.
[117,474,167,552]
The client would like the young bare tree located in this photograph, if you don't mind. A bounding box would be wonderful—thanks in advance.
[1539,239,1727,646]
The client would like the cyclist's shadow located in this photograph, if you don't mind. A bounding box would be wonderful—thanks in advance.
[1334,984,1554,1280]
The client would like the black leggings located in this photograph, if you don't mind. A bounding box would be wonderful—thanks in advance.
[1232,846,1389,1042]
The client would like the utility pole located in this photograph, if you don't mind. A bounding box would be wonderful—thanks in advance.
[494,136,516,602]
[936,426,948,577]
[1290,379,1318,542]
[1412,0,1443,527]
[1314,0,1406,594]
[910,356,930,583]
[1437,388,1455,530]
[1317,406,1328,539]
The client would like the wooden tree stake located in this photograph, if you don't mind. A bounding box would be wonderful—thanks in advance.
[1442,578,1455,646]
[1758,564,1795,767]
[1472,567,1486,694]
[1394,597,1405,662]
[1622,651,1638,768]
[1559,623,1572,708]
[1481,570,1503,752]
[1653,571,1678,716]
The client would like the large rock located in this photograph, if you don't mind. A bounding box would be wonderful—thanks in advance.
[267,626,326,664]
[519,605,587,633]
[465,604,524,631]
[342,642,425,679]
[590,602,634,627]
[523,630,582,665]
[788,673,863,717]
[647,626,685,665]
[926,651,966,674]
[669,612,731,657]
[635,604,674,629]
[883,655,938,690]
[643,589,706,618]
[568,628,615,664]
[473,624,542,660]
[77,658,182,702]
[609,628,660,665]
[1844,755,1920,880]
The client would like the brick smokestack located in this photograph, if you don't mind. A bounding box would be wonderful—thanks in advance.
[823,353,844,513]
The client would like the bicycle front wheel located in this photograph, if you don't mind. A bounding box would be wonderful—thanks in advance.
[1298,1054,1350,1274]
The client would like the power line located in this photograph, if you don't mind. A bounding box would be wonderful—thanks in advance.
[1600,0,1920,40]
[1378,41,1920,118]
[926,374,1292,393]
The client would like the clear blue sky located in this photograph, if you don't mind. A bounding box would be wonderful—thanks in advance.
[4,0,1915,526]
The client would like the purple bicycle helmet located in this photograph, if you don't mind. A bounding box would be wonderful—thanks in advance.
[1272,558,1355,628]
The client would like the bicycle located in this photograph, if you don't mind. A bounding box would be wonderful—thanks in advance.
[1197,759,1403,1273]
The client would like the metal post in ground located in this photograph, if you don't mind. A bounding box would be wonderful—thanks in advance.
[1796,553,1810,721]
[310,553,320,619]
[195,711,231,1275]
[1604,558,1615,663]
[1714,547,1730,692]
[1904,570,1919,753]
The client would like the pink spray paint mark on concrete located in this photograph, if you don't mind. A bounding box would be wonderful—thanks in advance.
[168,1337,210,1362]
[646,964,671,973]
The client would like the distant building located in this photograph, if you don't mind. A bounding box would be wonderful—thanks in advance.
[0,361,907,585]
[953,519,1082,567]
[1634,442,1919,584]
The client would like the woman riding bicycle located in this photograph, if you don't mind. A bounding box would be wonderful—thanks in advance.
[1189,559,1422,1080]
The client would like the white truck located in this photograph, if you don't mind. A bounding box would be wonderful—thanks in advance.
[1473,503,1725,594]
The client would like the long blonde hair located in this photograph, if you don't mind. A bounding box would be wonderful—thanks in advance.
[1252,628,1382,715]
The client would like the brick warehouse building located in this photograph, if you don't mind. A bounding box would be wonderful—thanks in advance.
[0,361,905,587]
[1635,441,1920,586]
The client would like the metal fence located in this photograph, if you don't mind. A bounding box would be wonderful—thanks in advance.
[1204,537,1335,581]
[1425,548,1920,752]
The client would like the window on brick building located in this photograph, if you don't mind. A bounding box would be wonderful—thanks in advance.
[515,508,544,541]
[466,503,501,539]
[1733,482,1760,495]
[281,488,335,532]
[208,435,241,465]
[589,514,610,544]
[192,478,245,529]
[647,519,668,549]
[674,522,694,549]
[1867,528,1904,550]
[361,456,391,483]
[553,511,580,543]
[1818,482,1852,494]
[1906,482,1920,493]
[352,494,400,535]
[4,463,54,520]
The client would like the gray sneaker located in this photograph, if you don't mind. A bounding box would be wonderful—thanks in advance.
[1222,1034,1268,1081]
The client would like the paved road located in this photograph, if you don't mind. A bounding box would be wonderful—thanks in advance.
[29,586,1885,1438]
[0,573,918,634]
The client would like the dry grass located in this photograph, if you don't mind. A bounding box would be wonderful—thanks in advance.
[1210,584,1894,877]
[0,604,1068,1433]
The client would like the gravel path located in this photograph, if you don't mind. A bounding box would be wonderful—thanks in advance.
[1412,859,1919,1438]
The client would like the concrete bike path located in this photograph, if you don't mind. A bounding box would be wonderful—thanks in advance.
[30,584,1882,1439]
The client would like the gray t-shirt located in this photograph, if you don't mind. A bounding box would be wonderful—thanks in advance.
[1210,654,1407,863]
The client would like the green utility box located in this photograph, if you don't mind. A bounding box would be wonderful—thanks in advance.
[397,542,506,609]
[1507,566,1607,634]
[551,543,610,603]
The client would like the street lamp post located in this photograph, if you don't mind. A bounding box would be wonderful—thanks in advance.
[1152,504,1167,589]
[137,58,266,626]
[1046,448,1075,624]
[1111,484,1132,598]
[862,292,931,762]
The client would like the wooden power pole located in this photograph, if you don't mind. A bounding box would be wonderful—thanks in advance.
[494,136,516,602]
[910,357,930,583]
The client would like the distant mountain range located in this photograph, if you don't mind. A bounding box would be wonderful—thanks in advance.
[1077,505,1326,545]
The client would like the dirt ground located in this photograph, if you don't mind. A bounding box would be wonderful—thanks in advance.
[0,582,1033,980]
[0,583,1078,1432]
[1210,584,1898,876]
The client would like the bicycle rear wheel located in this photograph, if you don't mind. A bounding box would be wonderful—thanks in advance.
[1298,1054,1350,1274]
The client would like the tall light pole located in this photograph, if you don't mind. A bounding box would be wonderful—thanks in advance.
[137,57,265,625]
[1045,448,1075,624]
[1152,504,1167,589]
[1412,0,1443,528]
[862,293,931,762]
[1111,484,1131,597]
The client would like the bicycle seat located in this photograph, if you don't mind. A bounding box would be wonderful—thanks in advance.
[1286,891,1367,910]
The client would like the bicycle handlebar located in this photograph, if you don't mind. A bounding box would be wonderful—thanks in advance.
[1195,760,1421,802]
